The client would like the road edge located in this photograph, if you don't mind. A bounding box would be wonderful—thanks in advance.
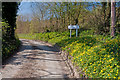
[19,39,85,78]
[25,39,81,78]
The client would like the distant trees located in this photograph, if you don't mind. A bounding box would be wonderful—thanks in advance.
[16,2,88,33]
[16,2,120,36]
[116,2,120,33]
[0,2,1,21]
[100,2,111,34]
[16,15,31,33]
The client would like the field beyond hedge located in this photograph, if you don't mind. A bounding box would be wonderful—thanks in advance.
[18,30,120,79]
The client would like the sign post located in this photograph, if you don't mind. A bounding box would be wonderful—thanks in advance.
[70,29,72,38]
[68,25,79,38]
[76,29,78,37]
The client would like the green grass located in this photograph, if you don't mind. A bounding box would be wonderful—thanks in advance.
[18,30,120,79]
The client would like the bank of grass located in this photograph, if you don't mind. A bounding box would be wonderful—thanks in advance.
[18,30,120,79]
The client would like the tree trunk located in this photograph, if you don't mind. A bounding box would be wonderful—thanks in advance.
[111,1,116,37]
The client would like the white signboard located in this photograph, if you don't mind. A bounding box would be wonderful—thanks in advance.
[68,25,79,38]
[68,25,79,29]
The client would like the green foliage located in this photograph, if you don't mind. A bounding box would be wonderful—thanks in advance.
[16,2,120,78]
[67,37,119,78]
[2,22,21,61]
[2,2,20,61]
[2,2,19,39]
[0,22,1,56]
[16,2,120,35]
[18,30,120,78]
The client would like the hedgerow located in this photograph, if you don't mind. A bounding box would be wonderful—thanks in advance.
[2,22,21,61]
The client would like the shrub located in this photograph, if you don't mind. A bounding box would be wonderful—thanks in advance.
[2,22,21,61]
[18,30,120,78]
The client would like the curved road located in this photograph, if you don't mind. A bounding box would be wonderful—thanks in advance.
[2,39,73,79]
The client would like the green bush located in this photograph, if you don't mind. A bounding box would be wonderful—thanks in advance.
[18,30,120,79]
[2,22,21,61]
[67,38,119,78]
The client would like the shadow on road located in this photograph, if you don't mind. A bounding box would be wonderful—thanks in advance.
[2,39,61,68]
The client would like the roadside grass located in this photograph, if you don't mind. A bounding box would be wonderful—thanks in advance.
[18,30,120,78]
